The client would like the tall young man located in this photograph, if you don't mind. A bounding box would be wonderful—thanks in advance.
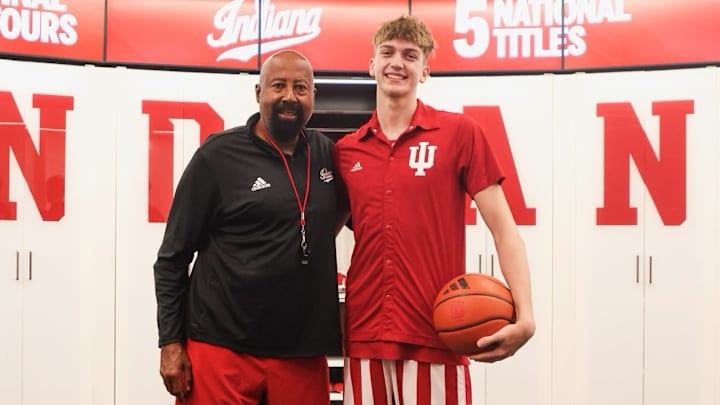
[334,16,536,405]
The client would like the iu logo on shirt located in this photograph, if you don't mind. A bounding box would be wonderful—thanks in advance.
[408,141,437,176]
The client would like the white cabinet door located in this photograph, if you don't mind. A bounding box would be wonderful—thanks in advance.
[0,155,25,405]
[115,68,193,405]
[555,72,646,405]
[0,251,22,405]
[551,74,576,405]
[716,67,720,405]
[472,76,553,405]
[642,68,717,405]
[115,68,257,405]
[21,63,116,405]
[465,216,490,405]
[0,60,116,405]
[419,75,554,405]
[556,68,718,405]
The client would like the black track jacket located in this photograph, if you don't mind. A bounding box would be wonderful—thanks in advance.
[154,113,342,357]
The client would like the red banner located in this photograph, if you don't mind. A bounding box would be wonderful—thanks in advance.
[563,0,720,69]
[3,1,720,72]
[412,0,563,72]
[411,0,720,73]
[107,0,408,72]
[0,0,104,61]
[258,0,408,72]
[106,0,258,70]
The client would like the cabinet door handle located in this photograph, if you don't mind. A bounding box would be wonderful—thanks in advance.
[635,255,640,283]
[490,254,495,277]
[648,256,652,284]
[478,254,482,274]
[16,251,20,281]
[28,251,32,281]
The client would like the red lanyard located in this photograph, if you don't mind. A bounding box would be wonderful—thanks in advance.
[257,121,312,262]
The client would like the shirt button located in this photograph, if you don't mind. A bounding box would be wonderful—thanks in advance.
[385,259,392,265]
[385,224,392,231]
[389,156,395,161]
[386,189,392,196]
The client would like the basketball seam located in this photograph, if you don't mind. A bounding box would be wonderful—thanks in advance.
[435,316,513,333]
[433,292,513,309]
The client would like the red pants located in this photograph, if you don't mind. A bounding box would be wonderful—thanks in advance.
[180,339,330,405]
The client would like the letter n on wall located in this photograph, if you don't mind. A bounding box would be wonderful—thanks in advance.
[0,91,73,221]
[596,100,694,225]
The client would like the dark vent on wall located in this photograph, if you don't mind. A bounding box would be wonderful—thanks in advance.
[307,80,376,142]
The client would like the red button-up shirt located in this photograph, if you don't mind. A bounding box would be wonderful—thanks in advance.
[334,100,504,364]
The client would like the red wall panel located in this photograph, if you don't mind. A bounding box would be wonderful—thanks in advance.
[3,1,719,73]
[106,0,259,70]
[412,0,563,73]
[563,0,720,69]
[0,0,104,61]
[106,0,408,72]
[257,0,408,73]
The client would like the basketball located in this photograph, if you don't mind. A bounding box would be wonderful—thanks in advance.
[432,273,515,355]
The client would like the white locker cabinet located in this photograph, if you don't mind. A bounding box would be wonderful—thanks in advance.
[419,75,554,405]
[479,76,554,405]
[553,68,718,405]
[0,190,23,405]
[715,67,720,405]
[114,68,257,405]
[0,61,116,405]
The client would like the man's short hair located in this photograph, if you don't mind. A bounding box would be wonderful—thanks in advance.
[372,15,437,59]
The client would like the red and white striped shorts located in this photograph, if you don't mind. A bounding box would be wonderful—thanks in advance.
[343,358,472,405]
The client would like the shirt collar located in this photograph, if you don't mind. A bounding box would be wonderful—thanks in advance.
[359,99,440,141]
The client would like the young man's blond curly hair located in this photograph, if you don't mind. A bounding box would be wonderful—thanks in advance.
[372,15,437,60]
